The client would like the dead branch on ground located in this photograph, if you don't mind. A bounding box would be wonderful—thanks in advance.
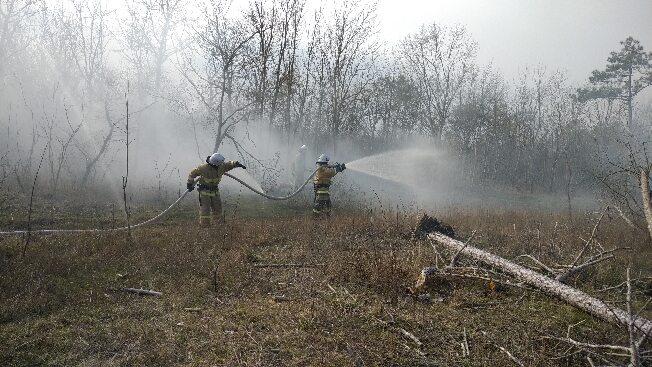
[514,207,629,284]
[479,330,524,366]
[426,230,652,335]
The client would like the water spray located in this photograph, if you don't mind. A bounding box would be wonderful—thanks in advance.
[345,148,448,188]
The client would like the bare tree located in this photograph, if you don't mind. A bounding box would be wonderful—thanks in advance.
[0,0,39,79]
[43,101,82,194]
[177,0,255,152]
[595,138,652,239]
[79,102,116,185]
[245,0,278,122]
[69,0,110,100]
[321,0,378,154]
[400,23,477,142]
[244,0,305,150]
[43,0,119,186]
[122,0,185,97]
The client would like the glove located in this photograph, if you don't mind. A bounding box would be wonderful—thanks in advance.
[187,182,195,192]
[235,161,247,169]
[340,163,346,171]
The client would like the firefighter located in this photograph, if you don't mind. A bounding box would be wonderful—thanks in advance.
[291,144,308,189]
[313,153,346,216]
[187,153,246,226]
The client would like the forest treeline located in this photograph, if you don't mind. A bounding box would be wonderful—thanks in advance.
[0,0,651,206]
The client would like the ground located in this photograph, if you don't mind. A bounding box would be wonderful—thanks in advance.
[0,198,651,366]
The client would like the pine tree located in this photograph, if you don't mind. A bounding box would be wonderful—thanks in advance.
[578,37,652,127]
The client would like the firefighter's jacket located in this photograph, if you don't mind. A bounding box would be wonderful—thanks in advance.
[313,164,337,186]
[187,161,238,190]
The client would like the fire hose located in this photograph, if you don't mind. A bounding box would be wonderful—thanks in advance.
[222,169,316,200]
[0,169,317,235]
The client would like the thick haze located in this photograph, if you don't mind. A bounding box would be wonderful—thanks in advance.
[1,0,650,215]
[378,0,652,85]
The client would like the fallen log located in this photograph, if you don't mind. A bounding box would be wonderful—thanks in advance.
[427,232,652,336]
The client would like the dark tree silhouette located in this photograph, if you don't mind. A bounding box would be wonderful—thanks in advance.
[578,37,652,127]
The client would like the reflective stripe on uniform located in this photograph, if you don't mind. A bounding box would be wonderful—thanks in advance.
[203,178,220,184]
[200,191,217,197]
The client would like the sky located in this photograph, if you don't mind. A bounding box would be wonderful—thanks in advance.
[375,0,652,85]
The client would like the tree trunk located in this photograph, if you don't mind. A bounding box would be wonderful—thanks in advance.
[640,168,652,242]
[627,66,633,128]
[154,14,171,94]
[428,232,652,334]
[81,102,115,185]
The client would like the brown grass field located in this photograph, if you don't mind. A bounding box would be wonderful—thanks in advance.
[1,199,651,366]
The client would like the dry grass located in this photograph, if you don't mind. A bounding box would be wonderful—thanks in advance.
[1,206,651,366]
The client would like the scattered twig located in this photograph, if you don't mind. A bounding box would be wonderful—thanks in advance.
[515,254,556,275]
[613,204,642,231]
[273,295,289,302]
[586,355,596,367]
[557,247,630,283]
[566,319,586,339]
[252,263,325,268]
[449,230,476,268]
[462,327,470,357]
[421,266,535,292]
[399,328,423,347]
[570,207,608,268]
[627,267,642,366]
[118,288,162,297]
[546,336,631,353]
[374,317,422,348]
[480,330,524,366]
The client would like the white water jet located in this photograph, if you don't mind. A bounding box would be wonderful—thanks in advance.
[346,148,452,189]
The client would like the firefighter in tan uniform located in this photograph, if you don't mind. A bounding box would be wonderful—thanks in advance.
[291,144,308,189]
[187,153,246,226]
[313,153,346,216]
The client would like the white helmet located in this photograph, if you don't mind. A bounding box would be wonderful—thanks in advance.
[209,153,225,165]
[316,153,329,164]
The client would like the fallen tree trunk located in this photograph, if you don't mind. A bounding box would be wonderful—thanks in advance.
[428,232,652,335]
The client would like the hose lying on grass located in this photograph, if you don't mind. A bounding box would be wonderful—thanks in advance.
[0,170,317,235]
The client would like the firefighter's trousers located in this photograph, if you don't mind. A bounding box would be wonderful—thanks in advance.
[199,189,222,226]
[313,185,331,216]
